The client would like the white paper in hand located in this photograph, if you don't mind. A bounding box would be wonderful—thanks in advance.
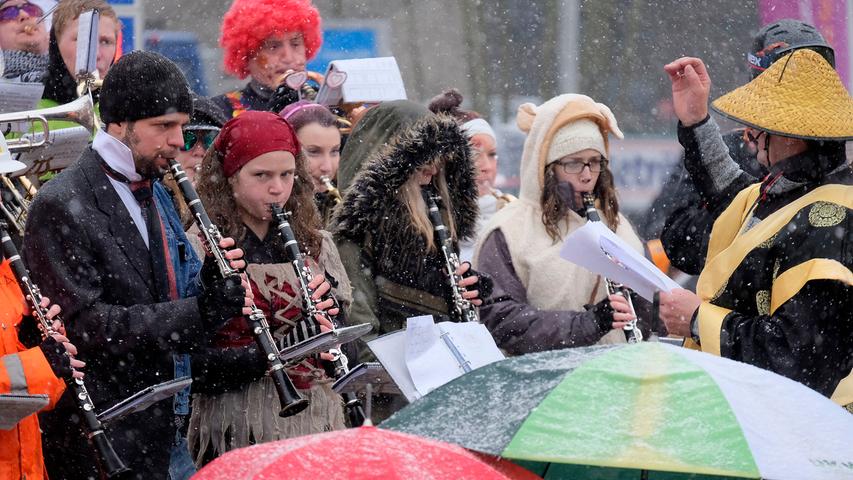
[315,57,406,105]
[560,221,680,300]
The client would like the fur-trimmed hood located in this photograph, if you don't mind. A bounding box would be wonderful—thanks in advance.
[331,113,479,246]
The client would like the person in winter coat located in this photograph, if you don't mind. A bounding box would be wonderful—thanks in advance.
[474,94,647,355]
[0,161,80,480]
[331,106,490,352]
[213,0,322,118]
[22,51,252,479]
[280,101,344,226]
[652,19,835,275]
[428,89,510,263]
[660,50,852,405]
[186,111,347,465]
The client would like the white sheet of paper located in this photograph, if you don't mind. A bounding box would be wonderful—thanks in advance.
[404,316,504,397]
[13,126,90,177]
[316,56,406,105]
[560,221,680,301]
[75,10,99,77]
[367,329,422,402]
[0,82,45,132]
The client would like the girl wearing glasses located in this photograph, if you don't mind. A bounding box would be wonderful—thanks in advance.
[474,94,649,355]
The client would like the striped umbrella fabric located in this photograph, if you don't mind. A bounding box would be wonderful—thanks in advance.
[383,343,853,479]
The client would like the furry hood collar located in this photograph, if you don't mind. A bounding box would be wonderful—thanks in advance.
[332,113,478,244]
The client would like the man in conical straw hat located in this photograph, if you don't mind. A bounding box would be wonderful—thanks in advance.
[657,50,853,406]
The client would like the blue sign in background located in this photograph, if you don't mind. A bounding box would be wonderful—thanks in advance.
[307,28,378,74]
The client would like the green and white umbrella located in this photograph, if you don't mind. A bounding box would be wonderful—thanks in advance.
[382,343,853,479]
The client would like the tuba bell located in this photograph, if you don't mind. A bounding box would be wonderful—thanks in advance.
[0,94,97,152]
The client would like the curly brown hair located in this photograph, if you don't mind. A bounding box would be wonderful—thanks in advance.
[194,147,324,256]
[540,161,620,242]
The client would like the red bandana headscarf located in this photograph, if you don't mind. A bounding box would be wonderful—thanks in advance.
[214,110,301,177]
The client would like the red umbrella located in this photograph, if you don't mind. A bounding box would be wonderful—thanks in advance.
[193,425,540,480]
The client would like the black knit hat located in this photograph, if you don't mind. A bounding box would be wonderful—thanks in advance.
[187,93,227,130]
[100,51,193,124]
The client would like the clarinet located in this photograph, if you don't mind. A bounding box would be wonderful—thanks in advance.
[421,188,479,323]
[0,221,131,478]
[269,204,366,427]
[581,193,643,344]
[168,160,309,418]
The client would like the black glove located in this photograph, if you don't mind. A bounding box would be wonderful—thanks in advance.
[460,262,494,301]
[39,336,72,379]
[267,83,300,113]
[198,266,246,331]
[585,298,615,333]
[17,315,42,348]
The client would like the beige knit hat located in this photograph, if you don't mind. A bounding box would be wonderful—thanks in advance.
[546,119,606,164]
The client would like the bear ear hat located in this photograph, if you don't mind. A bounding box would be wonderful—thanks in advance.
[595,102,624,140]
[516,103,537,133]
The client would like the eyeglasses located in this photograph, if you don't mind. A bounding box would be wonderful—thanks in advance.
[555,158,607,174]
[0,2,43,22]
[742,129,765,145]
[181,129,218,152]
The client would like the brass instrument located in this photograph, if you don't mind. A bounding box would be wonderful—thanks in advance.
[0,94,97,151]
[581,193,643,344]
[490,187,517,204]
[0,96,98,234]
[320,175,343,205]
[278,70,326,102]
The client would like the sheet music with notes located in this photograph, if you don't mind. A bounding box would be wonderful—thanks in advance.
[0,81,44,132]
[14,126,90,177]
[560,220,680,301]
[315,56,407,105]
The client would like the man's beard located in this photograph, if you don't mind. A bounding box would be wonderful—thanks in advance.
[123,124,169,180]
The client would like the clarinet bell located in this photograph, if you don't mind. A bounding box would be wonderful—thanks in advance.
[271,369,309,418]
[90,430,132,478]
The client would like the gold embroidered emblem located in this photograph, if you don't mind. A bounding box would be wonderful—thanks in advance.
[755,290,771,315]
[757,233,777,249]
[772,258,781,280]
[808,202,846,227]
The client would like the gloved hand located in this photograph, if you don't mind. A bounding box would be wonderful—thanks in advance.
[39,336,72,379]
[267,83,300,113]
[198,272,247,331]
[585,297,616,333]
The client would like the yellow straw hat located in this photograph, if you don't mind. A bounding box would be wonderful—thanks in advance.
[712,49,853,140]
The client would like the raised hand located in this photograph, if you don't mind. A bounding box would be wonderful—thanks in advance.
[664,57,712,126]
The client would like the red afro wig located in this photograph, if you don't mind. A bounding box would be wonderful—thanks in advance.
[220,0,323,79]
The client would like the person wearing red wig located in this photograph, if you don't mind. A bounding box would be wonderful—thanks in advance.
[212,0,323,118]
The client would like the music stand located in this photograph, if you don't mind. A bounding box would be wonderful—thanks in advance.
[97,377,192,424]
[279,323,372,363]
[0,393,48,430]
[332,362,401,397]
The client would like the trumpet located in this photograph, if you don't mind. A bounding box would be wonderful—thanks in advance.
[319,176,343,205]
[0,94,97,152]
[581,193,643,344]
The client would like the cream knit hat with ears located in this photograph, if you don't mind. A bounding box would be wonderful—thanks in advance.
[545,119,606,164]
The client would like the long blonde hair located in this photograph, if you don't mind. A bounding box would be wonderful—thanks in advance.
[400,163,457,252]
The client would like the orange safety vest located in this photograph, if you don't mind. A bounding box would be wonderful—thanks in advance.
[0,260,65,480]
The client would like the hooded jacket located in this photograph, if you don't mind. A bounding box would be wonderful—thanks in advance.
[331,112,478,353]
[474,94,646,354]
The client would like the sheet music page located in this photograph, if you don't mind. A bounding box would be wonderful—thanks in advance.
[75,10,99,76]
[14,126,90,177]
[436,321,505,370]
[559,221,680,301]
[0,82,44,133]
[405,315,461,397]
[316,57,406,105]
[367,329,421,402]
